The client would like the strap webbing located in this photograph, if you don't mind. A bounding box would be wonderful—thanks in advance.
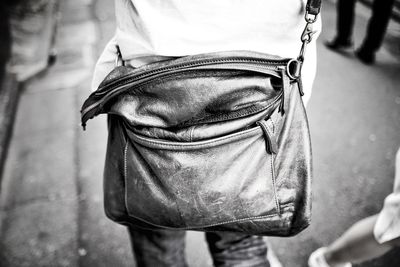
[306,0,322,16]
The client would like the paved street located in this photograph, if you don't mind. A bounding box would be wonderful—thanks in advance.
[0,0,399,266]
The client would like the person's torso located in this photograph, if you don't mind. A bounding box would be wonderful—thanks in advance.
[92,0,320,102]
[115,0,315,59]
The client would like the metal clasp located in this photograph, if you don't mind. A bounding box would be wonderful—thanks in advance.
[297,11,318,68]
[298,21,317,63]
[301,22,316,44]
[304,11,318,23]
[286,59,302,80]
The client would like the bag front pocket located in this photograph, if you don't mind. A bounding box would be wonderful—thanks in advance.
[123,122,282,229]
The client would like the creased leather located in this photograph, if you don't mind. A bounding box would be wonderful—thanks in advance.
[81,51,313,237]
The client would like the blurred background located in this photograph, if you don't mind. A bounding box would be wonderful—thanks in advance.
[0,0,399,266]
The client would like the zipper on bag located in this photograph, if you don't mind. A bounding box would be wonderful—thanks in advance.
[81,57,294,130]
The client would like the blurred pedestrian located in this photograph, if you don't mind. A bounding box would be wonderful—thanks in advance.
[92,0,320,266]
[326,0,395,64]
[0,0,13,84]
[0,0,25,84]
[308,147,400,267]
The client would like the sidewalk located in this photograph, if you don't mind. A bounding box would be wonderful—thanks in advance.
[0,1,399,267]
[0,0,129,266]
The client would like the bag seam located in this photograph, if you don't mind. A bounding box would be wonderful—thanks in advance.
[123,141,129,212]
[270,118,276,133]
[124,203,294,230]
[262,123,281,214]
[128,125,262,149]
[270,154,281,214]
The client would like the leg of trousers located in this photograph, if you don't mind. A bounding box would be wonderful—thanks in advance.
[128,227,188,267]
[205,232,270,267]
[336,0,357,43]
[128,227,270,267]
[361,0,395,53]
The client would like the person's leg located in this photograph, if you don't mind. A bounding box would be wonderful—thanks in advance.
[360,0,395,53]
[336,0,357,44]
[324,215,393,265]
[0,2,11,84]
[308,215,394,267]
[128,226,188,267]
[326,0,356,49]
[356,0,395,63]
[206,232,270,267]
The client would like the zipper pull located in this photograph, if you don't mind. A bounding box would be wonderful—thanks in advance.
[278,68,290,115]
[115,45,125,67]
[297,77,304,96]
[256,121,278,154]
[279,96,285,115]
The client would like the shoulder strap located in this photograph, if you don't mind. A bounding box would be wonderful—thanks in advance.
[284,0,321,89]
[290,0,322,80]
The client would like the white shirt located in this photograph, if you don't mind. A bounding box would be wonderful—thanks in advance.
[92,0,321,104]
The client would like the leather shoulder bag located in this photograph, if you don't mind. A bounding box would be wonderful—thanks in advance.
[81,0,321,237]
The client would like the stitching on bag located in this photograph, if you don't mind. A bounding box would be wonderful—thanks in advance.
[124,142,128,181]
[270,119,276,133]
[123,141,131,221]
[125,203,294,230]
[187,212,282,229]
[124,143,128,181]
[260,120,281,215]
[123,141,129,213]
[270,155,281,215]
[130,126,261,149]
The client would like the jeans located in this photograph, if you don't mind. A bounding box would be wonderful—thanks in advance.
[128,227,270,267]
